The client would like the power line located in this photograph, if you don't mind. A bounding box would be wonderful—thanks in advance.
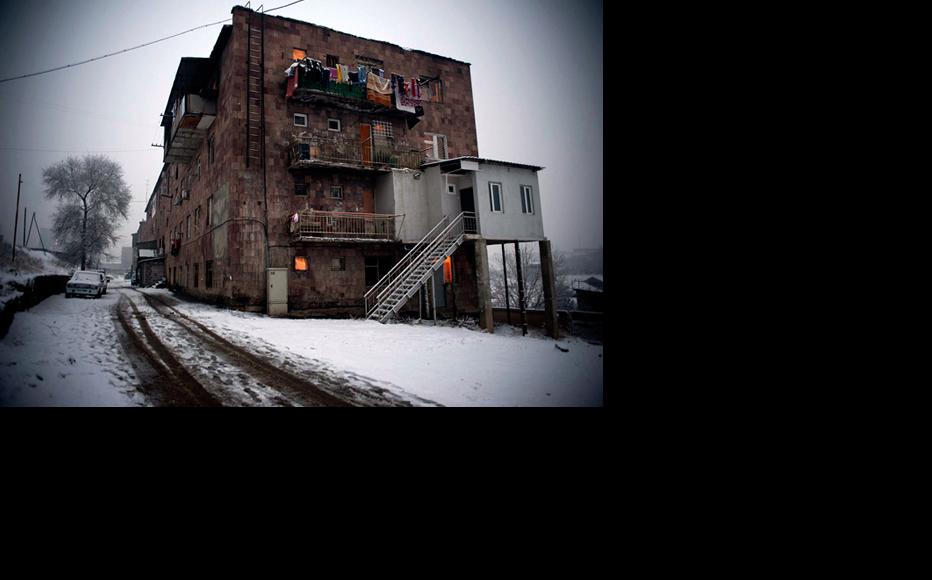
[0,0,306,84]
[0,146,159,153]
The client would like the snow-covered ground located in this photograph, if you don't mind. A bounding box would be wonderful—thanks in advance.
[149,289,603,407]
[1,247,72,308]
[0,280,146,406]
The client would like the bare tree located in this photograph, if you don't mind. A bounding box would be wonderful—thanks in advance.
[43,155,131,270]
[489,243,575,311]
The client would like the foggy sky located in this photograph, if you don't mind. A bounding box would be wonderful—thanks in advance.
[0,0,602,257]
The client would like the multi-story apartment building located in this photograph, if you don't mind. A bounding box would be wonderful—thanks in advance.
[134,5,559,337]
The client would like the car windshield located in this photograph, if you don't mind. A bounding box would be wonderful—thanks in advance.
[74,273,100,282]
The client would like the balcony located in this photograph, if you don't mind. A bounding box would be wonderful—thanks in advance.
[288,209,402,242]
[286,68,419,120]
[289,133,427,172]
[163,93,216,163]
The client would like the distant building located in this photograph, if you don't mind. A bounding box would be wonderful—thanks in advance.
[573,276,603,312]
[121,246,133,270]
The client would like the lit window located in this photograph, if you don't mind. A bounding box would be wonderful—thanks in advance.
[292,48,306,60]
[443,257,453,284]
[294,113,308,127]
[294,256,308,271]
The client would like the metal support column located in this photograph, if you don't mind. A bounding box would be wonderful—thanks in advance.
[514,241,528,336]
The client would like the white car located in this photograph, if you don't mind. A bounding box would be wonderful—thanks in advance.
[66,271,106,299]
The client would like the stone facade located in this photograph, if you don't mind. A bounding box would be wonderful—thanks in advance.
[136,6,482,316]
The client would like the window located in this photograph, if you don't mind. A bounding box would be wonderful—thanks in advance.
[195,157,200,180]
[194,263,199,289]
[186,215,192,238]
[206,260,213,289]
[208,136,214,165]
[419,76,444,103]
[331,257,345,271]
[207,196,212,226]
[294,256,309,271]
[194,207,201,233]
[330,185,343,199]
[520,185,534,214]
[294,177,307,196]
[429,134,448,160]
[326,54,340,67]
[371,120,393,141]
[327,118,341,132]
[356,55,384,69]
[294,113,308,127]
[447,183,456,195]
[292,48,306,60]
[489,182,503,213]
[443,256,453,284]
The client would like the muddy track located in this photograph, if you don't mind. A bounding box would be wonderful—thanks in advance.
[115,295,222,407]
[132,290,355,407]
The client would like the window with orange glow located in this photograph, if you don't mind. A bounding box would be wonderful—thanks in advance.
[442,257,453,284]
[294,256,308,271]
[293,48,306,60]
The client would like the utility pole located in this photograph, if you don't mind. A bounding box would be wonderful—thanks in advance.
[22,206,27,245]
[12,173,22,263]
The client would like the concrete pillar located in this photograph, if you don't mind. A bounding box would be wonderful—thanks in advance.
[539,240,560,339]
[474,239,494,333]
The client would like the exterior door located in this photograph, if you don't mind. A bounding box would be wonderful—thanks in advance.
[460,187,474,213]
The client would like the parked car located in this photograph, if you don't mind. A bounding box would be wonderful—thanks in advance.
[66,271,106,299]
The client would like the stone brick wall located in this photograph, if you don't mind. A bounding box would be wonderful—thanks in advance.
[139,7,482,314]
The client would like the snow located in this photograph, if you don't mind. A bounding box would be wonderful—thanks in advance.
[146,289,603,407]
[0,282,146,406]
[1,247,73,307]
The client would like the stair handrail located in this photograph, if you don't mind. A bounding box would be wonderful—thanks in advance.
[365,215,449,316]
[368,212,469,318]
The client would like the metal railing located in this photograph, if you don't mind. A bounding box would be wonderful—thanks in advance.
[289,209,401,240]
[364,211,476,319]
[289,133,426,170]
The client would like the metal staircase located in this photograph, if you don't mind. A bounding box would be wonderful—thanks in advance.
[365,212,477,323]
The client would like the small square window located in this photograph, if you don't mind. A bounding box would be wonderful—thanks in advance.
[447,184,456,195]
[294,113,308,127]
[326,54,339,67]
[330,185,343,199]
[331,257,345,271]
[327,118,341,132]
[294,256,309,271]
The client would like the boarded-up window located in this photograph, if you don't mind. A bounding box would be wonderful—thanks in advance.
[294,256,308,271]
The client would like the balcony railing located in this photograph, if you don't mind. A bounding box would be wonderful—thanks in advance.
[289,133,427,171]
[288,209,403,241]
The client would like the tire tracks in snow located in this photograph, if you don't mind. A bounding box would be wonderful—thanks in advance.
[115,294,222,407]
[129,289,355,407]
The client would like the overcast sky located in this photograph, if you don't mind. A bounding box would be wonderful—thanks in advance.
[0,0,602,257]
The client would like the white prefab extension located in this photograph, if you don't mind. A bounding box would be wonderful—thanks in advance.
[374,156,545,244]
